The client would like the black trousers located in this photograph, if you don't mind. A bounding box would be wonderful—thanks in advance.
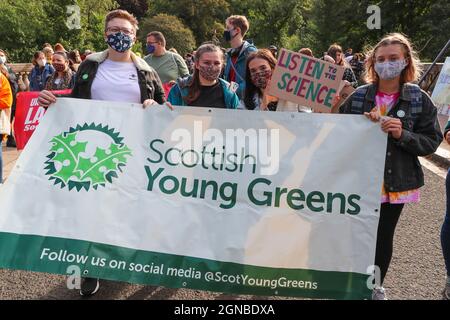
[375,202,405,285]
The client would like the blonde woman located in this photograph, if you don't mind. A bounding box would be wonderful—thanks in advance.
[340,33,443,299]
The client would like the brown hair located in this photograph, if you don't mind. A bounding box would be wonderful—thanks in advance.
[226,15,250,36]
[244,49,277,110]
[105,9,138,33]
[185,43,224,104]
[147,31,166,47]
[364,33,422,84]
[54,43,66,53]
[327,43,348,67]
[299,48,313,57]
[32,51,44,65]
[53,51,69,62]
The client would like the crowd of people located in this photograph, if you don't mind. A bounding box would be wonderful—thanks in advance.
[0,9,448,300]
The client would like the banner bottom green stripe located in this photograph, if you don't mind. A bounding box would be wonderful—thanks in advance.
[0,232,372,300]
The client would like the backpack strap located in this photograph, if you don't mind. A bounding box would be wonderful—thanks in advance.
[350,84,370,113]
[403,83,422,118]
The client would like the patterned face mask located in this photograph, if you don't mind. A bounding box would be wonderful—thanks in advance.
[106,32,133,53]
[374,60,407,80]
[53,63,66,72]
[251,70,272,89]
[198,64,221,81]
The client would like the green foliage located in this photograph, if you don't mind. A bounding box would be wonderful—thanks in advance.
[0,0,448,63]
[139,14,196,56]
[0,0,117,62]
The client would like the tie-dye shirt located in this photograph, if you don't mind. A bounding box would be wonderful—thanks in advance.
[376,91,421,204]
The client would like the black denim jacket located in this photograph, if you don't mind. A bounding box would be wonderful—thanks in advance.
[340,83,443,192]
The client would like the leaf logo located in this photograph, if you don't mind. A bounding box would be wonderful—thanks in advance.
[45,123,132,191]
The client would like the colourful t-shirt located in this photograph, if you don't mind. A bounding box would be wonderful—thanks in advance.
[375,91,421,204]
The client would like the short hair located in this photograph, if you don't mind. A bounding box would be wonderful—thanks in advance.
[226,15,250,36]
[147,31,166,47]
[299,48,313,57]
[105,9,139,33]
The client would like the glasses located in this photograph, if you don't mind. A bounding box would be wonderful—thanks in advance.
[147,41,159,45]
[106,26,134,36]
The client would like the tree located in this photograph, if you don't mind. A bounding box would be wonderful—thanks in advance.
[0,0,117,62]
[139,14,196,56]
[115,0,149,20]
[150,0,230,45]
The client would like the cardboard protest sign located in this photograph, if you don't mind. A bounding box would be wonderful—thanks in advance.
[331,85,356,113]
[268,49,345,113]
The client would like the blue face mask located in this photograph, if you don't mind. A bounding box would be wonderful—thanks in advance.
[106,32,133,53]
[146,44,156,54]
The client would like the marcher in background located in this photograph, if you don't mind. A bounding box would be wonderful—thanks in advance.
[42,47,54,64]
[0,49,19,147]
[242,49,312,113]
[144,31,189,85]
[340,33,443,300]
[328,44,358,88]
[44,51,76,90]
[0,72,13,184]
[68,50,82,73]
[29,51,55,91]
[54,43,66,53]
[184,53,195,74]
[81,50,93,61]
[222,15,257,99]
[350,53,366,85]
[168,43,239,109]
[268,45,278,58]
[345,48,353,58]
[299,48,314,57]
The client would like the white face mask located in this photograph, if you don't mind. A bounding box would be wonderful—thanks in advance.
[0,56,6,64]
[374,59,407,80]
[37,59,46,67]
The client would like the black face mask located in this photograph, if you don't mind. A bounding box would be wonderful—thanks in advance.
[223,29,235,42]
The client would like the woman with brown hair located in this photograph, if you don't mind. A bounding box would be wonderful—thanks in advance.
[340,33,443,299]
[327,43,358,88]
[167,43,239,109]
[242,49,313,112]
[44,51,76,90]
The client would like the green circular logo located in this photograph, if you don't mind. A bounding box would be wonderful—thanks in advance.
[45,123,132,191]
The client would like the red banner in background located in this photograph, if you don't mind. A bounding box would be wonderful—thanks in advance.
[14,90,71,150]
[162,82,175,99]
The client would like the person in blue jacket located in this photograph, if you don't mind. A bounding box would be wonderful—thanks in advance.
[29,51,55,91]
[222,15,257,99]
[168,43,239,109]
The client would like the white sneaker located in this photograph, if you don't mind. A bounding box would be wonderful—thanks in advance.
[372,286,388,300]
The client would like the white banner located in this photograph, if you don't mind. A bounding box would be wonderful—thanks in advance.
[0,98,387,299]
